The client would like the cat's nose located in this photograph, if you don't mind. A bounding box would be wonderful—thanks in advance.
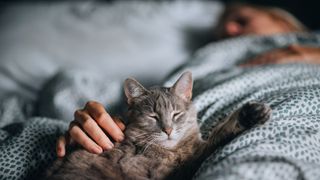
[163,127,173,136]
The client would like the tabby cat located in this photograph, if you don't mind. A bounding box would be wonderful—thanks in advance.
[44,71,271,180]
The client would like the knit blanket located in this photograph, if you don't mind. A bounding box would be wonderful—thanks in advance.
[1,33,320,180]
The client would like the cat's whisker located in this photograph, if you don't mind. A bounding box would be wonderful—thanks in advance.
[176,127,183,131]
[134,136,156,146]
[136,139,152,145]
[131,133,149,139]
[142,138,157,154]
[134,139,150,145]
[144,137,158,150]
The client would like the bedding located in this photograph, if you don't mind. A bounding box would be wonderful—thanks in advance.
[1,33,320,180]
[0,1,222,100]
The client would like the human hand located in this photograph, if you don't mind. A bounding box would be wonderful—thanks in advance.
[240,45,320,67]
[56,101,126,157]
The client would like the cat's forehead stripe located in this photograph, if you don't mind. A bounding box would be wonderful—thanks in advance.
[150,89,173,112]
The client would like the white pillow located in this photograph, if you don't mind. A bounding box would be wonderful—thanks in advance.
[0,1,223,100]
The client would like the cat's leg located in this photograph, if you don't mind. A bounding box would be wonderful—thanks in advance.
[169,102,271,180]
[237,101,271,128]
[205,101,271,152]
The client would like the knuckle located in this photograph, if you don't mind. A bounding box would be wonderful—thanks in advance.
[74,109,83,118]
[81,116,89,123]
[95,113,107,124]
[95,135,104,144]
[69,127,79,138]
[82,118,95,130]
[68,121,77,130]
[85,101,97,108]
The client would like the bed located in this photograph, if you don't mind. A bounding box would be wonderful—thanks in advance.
[0,1,320,180]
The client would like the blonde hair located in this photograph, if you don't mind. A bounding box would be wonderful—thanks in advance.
[264,6,307,32]
[214,3,308,39]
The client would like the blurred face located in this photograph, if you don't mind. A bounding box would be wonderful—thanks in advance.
[219,6,292,38]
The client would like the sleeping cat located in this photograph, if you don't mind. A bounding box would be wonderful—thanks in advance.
[44,71,271,180]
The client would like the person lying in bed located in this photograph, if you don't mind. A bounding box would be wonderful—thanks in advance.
[56,3,320,158]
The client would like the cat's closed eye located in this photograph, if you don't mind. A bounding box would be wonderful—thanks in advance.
[172,111,184,120]
[148,114,159,121]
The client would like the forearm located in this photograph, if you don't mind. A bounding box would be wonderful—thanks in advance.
[241,45,320,66]
[302,46,320,63]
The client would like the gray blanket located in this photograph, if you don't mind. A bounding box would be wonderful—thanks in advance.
[1,33,320,180]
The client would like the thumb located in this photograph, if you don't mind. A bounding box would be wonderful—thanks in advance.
[56,135,67,158]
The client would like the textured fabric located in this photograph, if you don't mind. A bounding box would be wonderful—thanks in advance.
[0,33,320,179]
[37,70,123,121]
[0,71,123,180]
[164,33,320,180]
[191,65,320,180]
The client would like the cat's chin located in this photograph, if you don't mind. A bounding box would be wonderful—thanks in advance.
[158,139,179,149]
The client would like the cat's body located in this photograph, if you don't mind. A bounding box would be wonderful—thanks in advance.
[47,125,203,180]
[45,72,271,180]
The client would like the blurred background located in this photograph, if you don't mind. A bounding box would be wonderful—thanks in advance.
[0,0,318,100]
[1,0,319,30]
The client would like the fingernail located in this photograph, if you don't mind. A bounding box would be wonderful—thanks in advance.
[102,143,114,151]
[94,146,103,154]
[118,134,125,141]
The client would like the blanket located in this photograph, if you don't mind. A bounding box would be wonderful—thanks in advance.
[0,33,320,180]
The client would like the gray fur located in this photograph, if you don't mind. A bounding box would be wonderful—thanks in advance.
[44,72,271,180]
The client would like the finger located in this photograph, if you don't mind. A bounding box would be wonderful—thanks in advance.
[56,135,66,158]
[69,122,103,154]
[113,117,126,131]
[64,131,76,146]
[85,102,125,142]
[74,110,114,150]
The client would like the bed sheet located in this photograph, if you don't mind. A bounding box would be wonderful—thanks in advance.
[0,1,223,100]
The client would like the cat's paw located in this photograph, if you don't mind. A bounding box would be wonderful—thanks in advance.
[238,101,271,128]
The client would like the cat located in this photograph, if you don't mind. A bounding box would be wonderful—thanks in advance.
[44,71,271,180]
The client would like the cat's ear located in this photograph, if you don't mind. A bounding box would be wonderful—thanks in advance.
[171,71,193,101]
[124,78,147,105]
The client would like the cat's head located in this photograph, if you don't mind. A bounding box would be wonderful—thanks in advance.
[123,72,198,150]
